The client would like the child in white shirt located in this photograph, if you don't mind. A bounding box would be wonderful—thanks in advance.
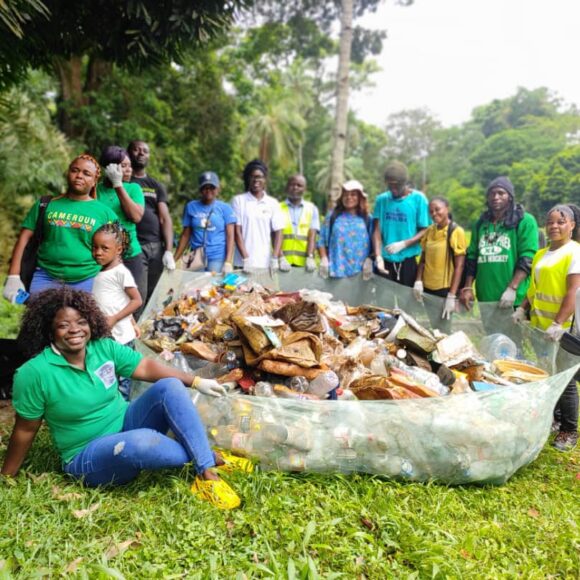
[92,223,143,399]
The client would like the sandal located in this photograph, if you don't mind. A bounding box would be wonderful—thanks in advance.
[190,476,241,510]
[215,448,255,474]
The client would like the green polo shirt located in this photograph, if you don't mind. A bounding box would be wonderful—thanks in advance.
[22,196,117,283]
[96,182,145,258]
[12,339,143,463]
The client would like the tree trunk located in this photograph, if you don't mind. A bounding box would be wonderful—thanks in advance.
[328,0,354,208]
[53,55,111,140]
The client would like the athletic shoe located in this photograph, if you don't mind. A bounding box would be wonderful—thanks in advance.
[552,431,578,452]
[190,477,241,509]
[550,421,561,434]
[215,449,254,474]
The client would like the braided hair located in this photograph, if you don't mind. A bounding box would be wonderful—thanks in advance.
[68,154,101,198]
[567,203,580,242]
[94,222,130,259]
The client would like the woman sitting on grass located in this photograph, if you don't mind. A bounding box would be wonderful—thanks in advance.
[0,288,248,509]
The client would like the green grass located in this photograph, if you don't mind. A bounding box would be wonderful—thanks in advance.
[1,426,579,578]
[0,298,22,339]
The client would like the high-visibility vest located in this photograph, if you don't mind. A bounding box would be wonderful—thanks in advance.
[528,241,580,331]
[280,201,314,266]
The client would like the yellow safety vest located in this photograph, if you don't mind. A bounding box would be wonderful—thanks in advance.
[528,241,579,331]
[280,201,314,267]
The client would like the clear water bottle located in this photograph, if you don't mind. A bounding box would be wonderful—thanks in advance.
[288,376,309,393]
[478,333,518,361]
[254,381,274,397]
[262,423,313,452]
[307,371,340,397]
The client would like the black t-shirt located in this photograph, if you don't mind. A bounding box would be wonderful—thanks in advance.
[131,175,168,244]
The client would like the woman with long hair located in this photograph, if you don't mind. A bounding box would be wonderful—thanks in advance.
[318,180,374,279]
[3,155,117,300]
[1,288,247,509]
[512,204,580,451]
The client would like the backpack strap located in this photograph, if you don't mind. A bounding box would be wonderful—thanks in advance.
[34,195,52,245]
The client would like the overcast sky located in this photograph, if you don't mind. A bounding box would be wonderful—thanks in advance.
[351,0,580,128]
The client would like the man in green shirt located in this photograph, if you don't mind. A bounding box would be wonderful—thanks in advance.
[460,177,539,330]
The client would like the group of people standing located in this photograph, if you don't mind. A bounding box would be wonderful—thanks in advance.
[1,151,579,506]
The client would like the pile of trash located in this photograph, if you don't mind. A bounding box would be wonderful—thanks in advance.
[140,273,548,401]
[135,271,577,485]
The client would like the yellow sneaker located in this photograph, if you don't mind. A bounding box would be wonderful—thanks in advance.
[215,449,255,474]
[190,477,241,510]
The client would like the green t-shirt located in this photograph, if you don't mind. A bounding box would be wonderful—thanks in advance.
[12,339,143,463]
[22,196,117,283]
[466,212,539,305]
[96,182,145,258]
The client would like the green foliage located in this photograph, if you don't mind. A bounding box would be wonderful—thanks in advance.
[0,424,579,577]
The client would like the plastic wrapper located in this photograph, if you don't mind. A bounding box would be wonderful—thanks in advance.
[134,269,580,485]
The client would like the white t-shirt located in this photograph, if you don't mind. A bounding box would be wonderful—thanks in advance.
[92,263,137,345]
[231,191,286,268]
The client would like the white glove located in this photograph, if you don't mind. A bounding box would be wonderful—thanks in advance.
[362,257,373,281]
[279,256,291,272]
[242,257,254,274]
[269,257,279,275]
[105,163,123,188]
[511,306,526,324]
[305,257,317,272]
[499,286,517,309]
[3,275,24,302]
[375,255,388,274]
[162,251,176,271]
[413,281,424,303]
[441,293,457,320]
[319,256,329,279]
[192,377,227,397]
[385,241,407,255]
[545,322,565,342]
[222,262,233,274]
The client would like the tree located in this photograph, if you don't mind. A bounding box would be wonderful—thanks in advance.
[0,0,250,137]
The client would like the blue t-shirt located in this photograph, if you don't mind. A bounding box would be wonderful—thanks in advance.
[318,212,372,278]
[182,200,237,261]
[373,189,431,262]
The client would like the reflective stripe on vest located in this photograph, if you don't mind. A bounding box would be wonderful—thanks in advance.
[528,244,576,331]
[281,202,314,266]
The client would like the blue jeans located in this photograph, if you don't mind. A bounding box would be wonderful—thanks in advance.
[63,379,215,487]
[206,259,225,273]
[30,267,95,295]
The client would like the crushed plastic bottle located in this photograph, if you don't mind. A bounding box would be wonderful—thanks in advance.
[478,333,518,361]
[307,371,340,397]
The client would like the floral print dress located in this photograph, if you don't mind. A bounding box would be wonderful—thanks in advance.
[318,212,372,278]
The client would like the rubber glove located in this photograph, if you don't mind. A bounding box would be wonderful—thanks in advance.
[222,262,233,274]
[442,293,457,320]
[242,257,254,274]
[375,255,387,274]
[191,376,227,397]
[499,286,517,309]
[105,163,123,188]
[269,257,279,276]
[3,275,24,302]
[385,240,406,255]
[305,257,317,272]
[413,281,424,303]
[162,251,176,271]
[279,256,291,272]
[319,256,329,279]
[362,257,373,281]
[545,322,565,342]
[511,306,526,324]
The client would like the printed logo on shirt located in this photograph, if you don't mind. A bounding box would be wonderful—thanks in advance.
[478,233,511,263]
[384,210,408,224]
[94,361,117,389]
[47,211,97,232]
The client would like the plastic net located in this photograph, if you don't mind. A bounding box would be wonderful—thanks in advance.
[134,269,579,485]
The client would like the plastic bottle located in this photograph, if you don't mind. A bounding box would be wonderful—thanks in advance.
[273,384,319,400]
[209,426,254,455]
[254,381,274,397]
[288,376,309,393]
[384,355,449,395]
[478,333,518,361]
[337,388,357,400]
[307,371,340,397]
[191,350,238,380]
[261,423,313,452]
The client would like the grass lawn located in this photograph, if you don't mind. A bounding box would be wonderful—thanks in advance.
[1,419,579,578]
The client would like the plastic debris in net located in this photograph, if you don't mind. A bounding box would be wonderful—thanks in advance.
[132,269,579,485]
